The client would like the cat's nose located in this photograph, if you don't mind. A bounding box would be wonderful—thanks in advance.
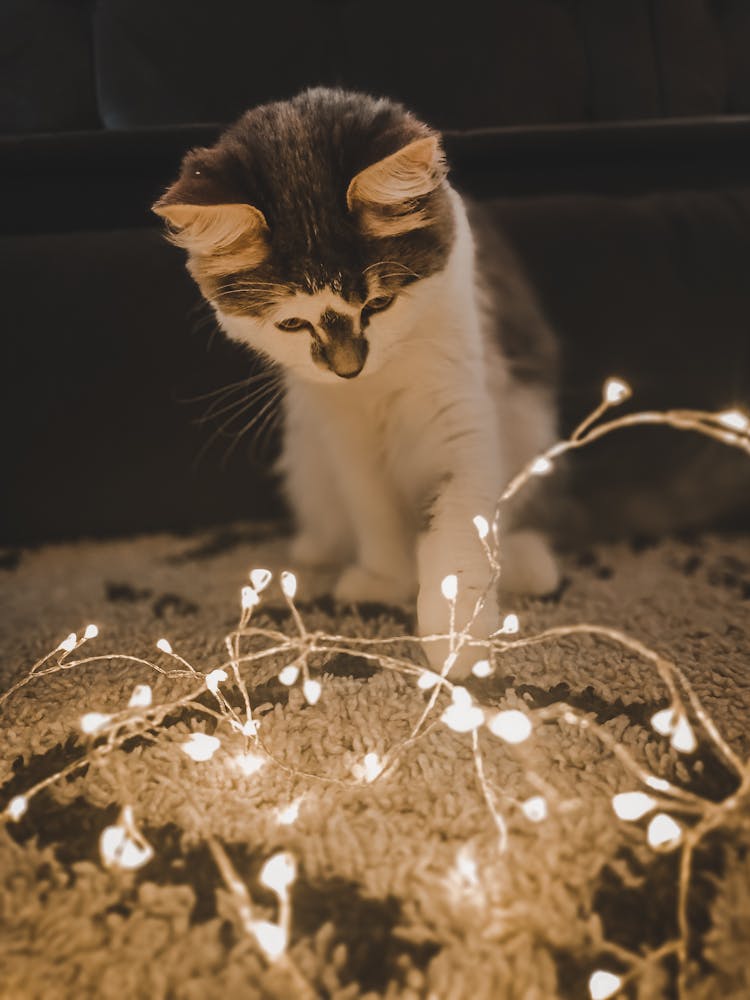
[329,338,369,378]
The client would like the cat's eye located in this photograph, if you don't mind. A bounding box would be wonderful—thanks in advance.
[276,317,309,332]
[363,295,394,313]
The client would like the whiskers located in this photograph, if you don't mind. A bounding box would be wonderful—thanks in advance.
[184,365,285,471]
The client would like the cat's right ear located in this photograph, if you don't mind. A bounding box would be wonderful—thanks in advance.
[152,161,270,274]
[346,135,447,237]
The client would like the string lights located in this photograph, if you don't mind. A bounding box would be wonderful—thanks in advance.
[1,377,749,998]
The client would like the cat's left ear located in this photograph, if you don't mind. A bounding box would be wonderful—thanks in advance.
[346,135,447,237]
[152,161,270,274]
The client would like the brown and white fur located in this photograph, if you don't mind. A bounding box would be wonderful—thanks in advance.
[154,88,559,676]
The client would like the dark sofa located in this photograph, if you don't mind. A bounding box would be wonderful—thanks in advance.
[2,0,749,546]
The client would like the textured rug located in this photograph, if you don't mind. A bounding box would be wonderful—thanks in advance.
[1,525,749,1000]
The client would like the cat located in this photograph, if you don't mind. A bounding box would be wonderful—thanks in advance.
[153,87,560,677]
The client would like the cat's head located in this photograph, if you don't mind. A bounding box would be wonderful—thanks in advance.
[153,88,456,382]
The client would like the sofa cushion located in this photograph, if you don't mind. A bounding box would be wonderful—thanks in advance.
[0,0,99,132]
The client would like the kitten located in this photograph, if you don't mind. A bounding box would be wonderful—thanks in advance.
[153,87,559,676]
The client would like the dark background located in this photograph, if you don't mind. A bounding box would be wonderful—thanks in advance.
[2,0,749,546]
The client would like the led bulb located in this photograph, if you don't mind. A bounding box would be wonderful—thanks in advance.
[83,624,99,640]
[647,813,682,851]
[417,670,441,690]
[100,824,153,871]
[645,775,670,792]
[364,752,383,782]
[249,568,272,592]
[181,733,220,762]
[603,377,632,405]
[501,613,520,634]
[6,795,28,821]
[276,799,302,825]
[612,792,657,821]
[278,665,299,686]
[58,633,77,653]
[455,846,479,886]
[530,456,553,476]
[441,574,458,601]
[452,686,472,709]
[441,702,485,733]
[471,659,493,678]
[650,707,675,736]
[205,668,228,695]
[260,851,297,894]
[588,970,623,1000]
[80,712,111,735]
[233,752,265,776]
[128,684,152,708]
[670,715,697,754]
[241,585,260,610]
[473,515,490,539]
[252,920,287,960]
[521,796,547,822]
[280,571,297,599]
[717,409,749,432]
[303,679,321,705]
[156,638,173,655]
[487,710,532,744]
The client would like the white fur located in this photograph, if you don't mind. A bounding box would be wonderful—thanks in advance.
[216,189,558,677]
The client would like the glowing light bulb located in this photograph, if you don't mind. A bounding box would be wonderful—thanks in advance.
[360,752,384,783]
[58,633,77,653]
[156,638,172,655]
[260,851,297,894]
[303,679,321,705]
[588,970,623,1000]
[280,571,297,599]
[233,752,265,776]
[612,792,657,821]
[441,690,485,733]
[471,659,493,678]
[473,515,489,539]
[252,920,287,960]
[487,710,532,744]
[6,795,28,821]
[645,775,670,792]
[521,796,547,822]
[501,613,520,634]
[647,813,682,850]
[603,377,631,405]
[717,409,749,432]
[181,733,220,762]
[241,585,260,610]
[530,456,553,476]
[83,624,99,640]
[80,712,111,735]
[100,821,153,871]
[241,718,258,737]
[128,684,152,708]
[249,568,272,592]
[650,707,675,736]
[418,670,441,690]
[455,846,479,886]
[278,665,299,686]
[670,715,697,754]
[441,574,458,601]
[205,668,228,695]
[276,799,302,825]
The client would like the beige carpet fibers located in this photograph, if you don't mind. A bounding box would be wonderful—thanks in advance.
[1,525,749,1000]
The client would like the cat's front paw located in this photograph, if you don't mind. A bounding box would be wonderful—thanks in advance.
[498,530,559,595]
[334,565,416,606]
[289,533,350,570]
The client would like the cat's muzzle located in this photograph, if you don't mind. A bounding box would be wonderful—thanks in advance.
[315,337,369,379]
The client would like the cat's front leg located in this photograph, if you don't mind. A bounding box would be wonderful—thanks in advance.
[307,393,417,606]
[416,476,502,679]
